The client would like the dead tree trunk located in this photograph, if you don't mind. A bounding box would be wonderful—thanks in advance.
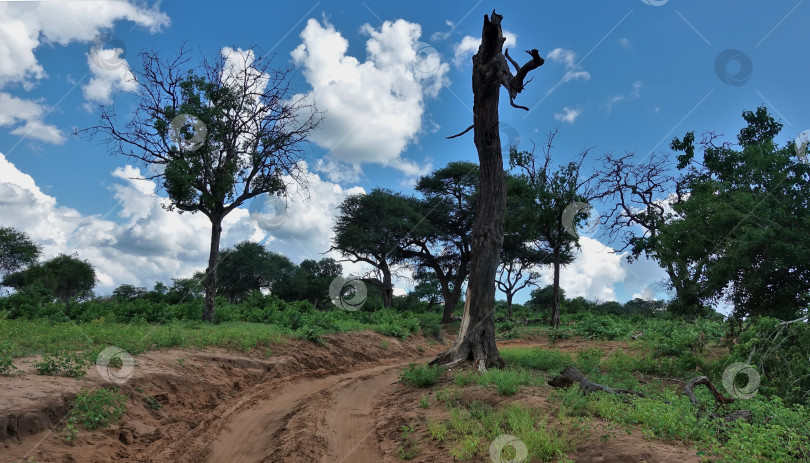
[432,10,544,371]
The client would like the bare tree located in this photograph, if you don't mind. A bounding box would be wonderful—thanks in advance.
[83,45,320,321]
[433,11,544,371]
[593,151,702,312]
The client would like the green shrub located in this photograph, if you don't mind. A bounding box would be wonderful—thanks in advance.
[500,347,573,374]
[418,313,442,340]
[34,350,88,378]
[69,388,127,430]
[295,325,325,345]
[400,363,442,387]
[0,341,18,375]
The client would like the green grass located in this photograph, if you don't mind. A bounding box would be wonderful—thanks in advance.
[454,366,542,396]
[501,347,574,375]
[497,340,810,462]
[435,400,578,461]
[399,363,442,387]
[69,387,127,430]
[0,319,291,358]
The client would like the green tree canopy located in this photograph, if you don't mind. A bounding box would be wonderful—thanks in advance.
[661,107,810,320]
[0,226,41,278]
[509,135,594,327]
[2,253,96,302]
[331,188,419,307]
[216,241,296,302]
[85,46,320,321]
[403,161,478,322]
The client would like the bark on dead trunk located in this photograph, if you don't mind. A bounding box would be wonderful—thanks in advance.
[432,10,544,371]
[202,218,223,322]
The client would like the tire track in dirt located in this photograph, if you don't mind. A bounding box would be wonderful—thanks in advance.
[205,361,416,463]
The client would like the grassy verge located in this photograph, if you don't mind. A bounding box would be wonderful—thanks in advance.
[427,399,579,462]
[0,310,441,360]
[402,343,810,462]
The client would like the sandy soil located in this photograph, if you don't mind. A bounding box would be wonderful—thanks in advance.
[0,332,702,463]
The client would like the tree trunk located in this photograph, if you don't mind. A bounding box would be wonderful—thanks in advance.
[550,247,561,328]
[433,11,543,371]
[441,284,455,323]
[202,218,223,322]
[440,274,465,323]
[506,292,513,318]
[382,270,394,308]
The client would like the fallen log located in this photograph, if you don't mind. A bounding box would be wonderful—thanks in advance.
[547,366,646,398]
[682,376,753,423]
[683,376,736,406]
[548,367,753,424]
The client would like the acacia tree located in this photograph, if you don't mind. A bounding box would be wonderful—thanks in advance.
[216,241,296,302]
[496,173,547,318]
[403,162,478,323]
[2,254,96,303]
[85,46,320,321]
[434,11,544,370]
[331,189,419,307]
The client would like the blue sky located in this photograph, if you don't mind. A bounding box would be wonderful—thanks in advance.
[1,0,808,306]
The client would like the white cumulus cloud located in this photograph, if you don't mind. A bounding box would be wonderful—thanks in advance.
[538,237,626,301]
[291,18,448,180]
[452,30,517,67]
[547,48,590,82]
[554,106,581,124]
[82,47,137,105]
[0,151,365,294]
[0,1,169,143]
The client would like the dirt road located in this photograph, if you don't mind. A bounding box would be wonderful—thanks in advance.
[2,332,702,463]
